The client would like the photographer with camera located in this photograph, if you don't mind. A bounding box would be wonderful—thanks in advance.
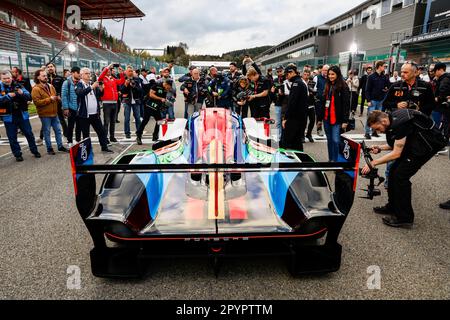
[383,61,435,116]
[232,75,252,118]
[180,68,202,119]
[120,66,143,139]
[0,70,40,161]
[98,63,125,143]
[136,79,174,144]
[157,68,176,119]
[208,67,232,109]
[362,109,447,227]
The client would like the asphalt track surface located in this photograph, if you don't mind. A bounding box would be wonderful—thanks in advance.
[0,86,449,300]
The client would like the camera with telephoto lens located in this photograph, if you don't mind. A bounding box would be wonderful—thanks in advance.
[407,100,419,110]
[236,89,252,102]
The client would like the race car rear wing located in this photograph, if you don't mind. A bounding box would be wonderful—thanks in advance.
[70,137,361,216]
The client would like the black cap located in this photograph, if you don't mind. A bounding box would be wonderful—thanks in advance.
[284,65,297,75]
[70,66,80,73]
[434,62,447,72]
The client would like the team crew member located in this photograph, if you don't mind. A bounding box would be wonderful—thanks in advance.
[180,68,201,118]
[0,70,40,161]
[75,68,113,153]
[246,67,271,118]
[281,65,308,151]
[363,110,447,228]
[97,63,125,143]
[383,61,435,116]
[321,65,350,162]
[136,79,174,144]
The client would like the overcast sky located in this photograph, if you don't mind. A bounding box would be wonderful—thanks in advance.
[96,0,366,55]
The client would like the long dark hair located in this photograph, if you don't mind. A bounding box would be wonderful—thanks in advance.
[324,65,347,99]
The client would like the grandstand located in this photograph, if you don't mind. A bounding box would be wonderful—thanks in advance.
[0,0,166,76]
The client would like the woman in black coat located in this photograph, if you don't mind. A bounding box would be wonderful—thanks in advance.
[320,65,350,162]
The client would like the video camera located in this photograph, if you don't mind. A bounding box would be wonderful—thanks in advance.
[359,141,385,200]
[236,89,253,102]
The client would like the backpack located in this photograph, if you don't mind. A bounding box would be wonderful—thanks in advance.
[391,109,447,154]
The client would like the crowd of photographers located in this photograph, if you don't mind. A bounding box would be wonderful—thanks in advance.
[1,55,449,217]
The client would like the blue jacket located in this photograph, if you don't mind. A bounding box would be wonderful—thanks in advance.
[61,77,78,111]
[366,71,391,102]
[208,77,232,108]
[75,81,104,118]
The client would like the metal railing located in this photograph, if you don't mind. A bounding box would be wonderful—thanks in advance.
[391,17,450,44]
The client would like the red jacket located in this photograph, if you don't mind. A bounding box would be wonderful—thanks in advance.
[97,67,125,102]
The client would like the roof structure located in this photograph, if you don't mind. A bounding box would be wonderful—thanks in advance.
[40,0,145,20]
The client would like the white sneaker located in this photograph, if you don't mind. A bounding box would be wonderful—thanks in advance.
[36,138,43,146]
[437,147,448,156]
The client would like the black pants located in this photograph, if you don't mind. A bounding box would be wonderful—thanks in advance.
[387,153,435,222]
[360,93,367,115]
[306,106,316,137]
[281,118,305,152]
[103,103,117,139]
[57,104,68,137]
[350,91,359,113]
[67,109,81,144]
[251,105,270,119]
[136,107,162,140]
[79,114,108,148]
[116,98,121,121]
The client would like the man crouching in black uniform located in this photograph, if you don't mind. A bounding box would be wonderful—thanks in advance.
[281,65,308,151]
[362,109,446,228]
[136,79,173,144]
